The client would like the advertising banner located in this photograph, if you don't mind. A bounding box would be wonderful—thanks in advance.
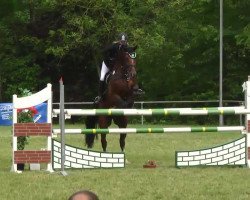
[0,103,47,126]
[0,103,12,126]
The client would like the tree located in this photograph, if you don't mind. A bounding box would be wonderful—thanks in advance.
[0,0,249,103]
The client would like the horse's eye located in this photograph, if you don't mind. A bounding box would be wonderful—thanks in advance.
[129,52,136,58]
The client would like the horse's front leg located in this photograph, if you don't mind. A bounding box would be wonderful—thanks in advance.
[109,94,132,108]
[126,95,135,108]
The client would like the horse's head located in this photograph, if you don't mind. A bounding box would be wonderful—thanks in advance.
[115,45,138,91]
[115,45,137,80]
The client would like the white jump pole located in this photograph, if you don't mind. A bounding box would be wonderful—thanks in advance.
[243,76,250,167]
[59,78,67,176]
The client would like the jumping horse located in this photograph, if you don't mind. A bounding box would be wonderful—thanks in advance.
[85,45,139,152]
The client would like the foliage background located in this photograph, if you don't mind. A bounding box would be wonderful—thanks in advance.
[0,0,249,102]
[0,2,249,199]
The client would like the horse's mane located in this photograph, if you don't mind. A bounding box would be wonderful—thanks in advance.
[122,45,136,54]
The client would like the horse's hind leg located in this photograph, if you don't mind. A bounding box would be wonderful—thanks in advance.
[85,116,97,148]
[113,116,128,152]
[101,134,107,152]
[99,116,111,152]
[120,134,127,152]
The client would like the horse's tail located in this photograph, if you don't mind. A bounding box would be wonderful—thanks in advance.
[85,115,98,148]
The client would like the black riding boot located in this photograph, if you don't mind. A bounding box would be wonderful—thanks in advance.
[94,81,105,103]
[99,81,106,96]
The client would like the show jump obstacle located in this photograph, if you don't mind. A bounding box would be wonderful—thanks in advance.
[53,77,250,168]
[11,77,250,172]
[11,84,53,172]
[175,79,250,167]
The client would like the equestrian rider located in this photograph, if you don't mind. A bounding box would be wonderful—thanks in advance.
[94,33,143,103]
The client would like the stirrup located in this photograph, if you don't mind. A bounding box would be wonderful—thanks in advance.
[94,96,101,104]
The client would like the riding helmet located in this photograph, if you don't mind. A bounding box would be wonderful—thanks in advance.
[118,32,128,42]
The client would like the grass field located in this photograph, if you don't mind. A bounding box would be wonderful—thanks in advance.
[0,124,249,200]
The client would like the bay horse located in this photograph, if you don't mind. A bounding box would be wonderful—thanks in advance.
[85,45,139,152]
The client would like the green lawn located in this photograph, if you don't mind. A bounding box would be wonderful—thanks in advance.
[0,125,249,200]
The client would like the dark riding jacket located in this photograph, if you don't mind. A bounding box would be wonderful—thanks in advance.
[103,42,123,69]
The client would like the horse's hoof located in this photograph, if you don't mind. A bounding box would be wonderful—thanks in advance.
[133,89,145,95]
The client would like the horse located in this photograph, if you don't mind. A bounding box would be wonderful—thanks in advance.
[85,45,139,152]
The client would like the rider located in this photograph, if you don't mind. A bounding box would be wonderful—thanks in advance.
[94,33,143,103]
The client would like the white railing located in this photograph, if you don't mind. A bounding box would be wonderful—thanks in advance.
[53,100,244,125]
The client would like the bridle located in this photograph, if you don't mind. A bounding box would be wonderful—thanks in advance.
[122,52,137,81]
[111,46,137,83]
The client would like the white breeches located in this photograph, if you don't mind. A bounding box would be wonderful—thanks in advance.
[100,61,110,81]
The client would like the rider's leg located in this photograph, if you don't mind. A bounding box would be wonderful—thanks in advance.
[99,61,110,95]
[94,61,109,103]
[100,61,109,81]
